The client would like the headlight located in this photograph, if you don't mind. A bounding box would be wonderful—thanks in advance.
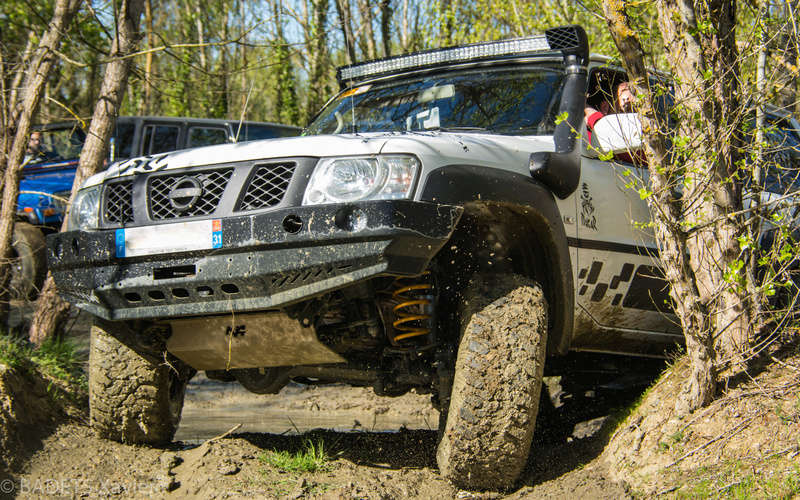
[66,185,101,230]
[303,155,419,205]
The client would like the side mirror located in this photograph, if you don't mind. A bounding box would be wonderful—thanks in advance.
[590,113,643,154]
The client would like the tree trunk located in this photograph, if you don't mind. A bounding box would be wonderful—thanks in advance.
[305,0,330,123]
[439,0,454,46]
[239,0,248,115]
[1,47,10,181]
[601,0,755,414]
[142,0,153,115]
[29,0,146,345]
[379,0,392,58]
[8,33,37,130]
[400,0,409,52]
[271,0,300,125]
[662,0,754,368]
[334,0,356,64]
[195,2,207,71]
[356,0,376,60]
[218,1,231,118]
[0,0,83,326]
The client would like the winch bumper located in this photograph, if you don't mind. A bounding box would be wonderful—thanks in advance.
[47,200,462,320]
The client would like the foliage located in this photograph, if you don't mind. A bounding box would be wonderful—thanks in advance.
[678,460,800,499]
[0,334,87,392]
[259,439,331,473]
[4,0,646,128]
[1,1,112,122]
[601,0,800,413]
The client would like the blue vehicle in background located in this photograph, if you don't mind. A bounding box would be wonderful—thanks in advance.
[14,116,300,299]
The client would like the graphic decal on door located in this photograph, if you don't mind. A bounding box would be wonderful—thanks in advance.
[577,261,672,312]
[580,182,598,230]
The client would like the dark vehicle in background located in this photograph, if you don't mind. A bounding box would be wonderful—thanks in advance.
[12,116,299,299]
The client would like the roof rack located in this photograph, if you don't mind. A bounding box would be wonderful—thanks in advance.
[336,25,588,87]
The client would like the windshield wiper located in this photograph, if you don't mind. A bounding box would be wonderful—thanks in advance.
[434,126,489,132]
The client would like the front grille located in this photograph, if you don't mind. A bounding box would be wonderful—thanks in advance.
[148,168,233,220]
[104,181,134,224]
[239,163,295,211]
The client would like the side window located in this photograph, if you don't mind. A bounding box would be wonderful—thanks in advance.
[236,124,281,142]
[142,124,179,155]
[113,122,135,161]
[187,126,229,147]
[586,68,628,119]
[585,68,641,165]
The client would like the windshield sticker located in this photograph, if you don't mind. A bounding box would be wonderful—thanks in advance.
[340,85,372,99]
[407,107,441,130]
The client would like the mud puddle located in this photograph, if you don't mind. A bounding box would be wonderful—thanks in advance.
[176,375,440,442]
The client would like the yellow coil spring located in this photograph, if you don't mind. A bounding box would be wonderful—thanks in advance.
[391,280,433,342]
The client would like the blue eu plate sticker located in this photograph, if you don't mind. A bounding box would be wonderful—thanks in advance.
[115,229,126,257]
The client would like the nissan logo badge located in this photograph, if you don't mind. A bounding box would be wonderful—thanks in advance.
[168,176,203,212]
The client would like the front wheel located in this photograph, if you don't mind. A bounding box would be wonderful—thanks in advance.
[89,318,193,444]
[436,274,548,489]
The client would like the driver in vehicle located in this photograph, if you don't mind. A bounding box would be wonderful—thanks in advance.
[584,81,634,134]
[584,81,643,164]
[24,131,57,164]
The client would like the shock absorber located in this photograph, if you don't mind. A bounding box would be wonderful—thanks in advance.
[390,271,434,344]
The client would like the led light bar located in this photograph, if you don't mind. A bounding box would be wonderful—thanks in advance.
[338,35,551,83]
[336,25,588,87]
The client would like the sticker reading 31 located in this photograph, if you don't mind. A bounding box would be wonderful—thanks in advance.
[116,219,223,258]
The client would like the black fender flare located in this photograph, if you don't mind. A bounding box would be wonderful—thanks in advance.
[419,164,573,355]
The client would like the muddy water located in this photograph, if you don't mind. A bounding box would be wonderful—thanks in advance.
[176,375,440,442]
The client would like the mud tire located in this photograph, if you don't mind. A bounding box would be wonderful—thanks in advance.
[436,274,548,489]
[233,367,291,394]
[89,318,192,444]
[9,222,46,300]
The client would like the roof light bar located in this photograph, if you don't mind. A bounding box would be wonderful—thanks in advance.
[337,35,551,84]
[336,25,588,87]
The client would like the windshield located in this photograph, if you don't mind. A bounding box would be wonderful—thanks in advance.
[26,125,86,164]
[306,67,564,136]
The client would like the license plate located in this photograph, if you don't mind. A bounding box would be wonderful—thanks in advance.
[115,219,222,258]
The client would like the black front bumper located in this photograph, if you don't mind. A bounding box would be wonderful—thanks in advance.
[48,200,462,320]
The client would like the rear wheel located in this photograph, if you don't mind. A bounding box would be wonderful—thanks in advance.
[9,222,46,300]
[89,318,193,444]
[233,367,291,394]
[436,273,548,489]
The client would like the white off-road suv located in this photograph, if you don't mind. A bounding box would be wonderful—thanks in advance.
[47,25,800,488]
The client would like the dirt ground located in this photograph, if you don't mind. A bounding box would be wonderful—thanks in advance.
[2,306,645,499]
[602,338,800,497]
[4,305,799,498]
[6,371,636,499]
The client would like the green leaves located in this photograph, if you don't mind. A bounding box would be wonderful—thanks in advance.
[260,439,331,473]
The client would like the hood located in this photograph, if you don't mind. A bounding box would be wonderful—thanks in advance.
[18,171,75,209]
[82,134,391,188]
[21,158,79,175]
[380,132,553,173]
[80,132,555,189]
